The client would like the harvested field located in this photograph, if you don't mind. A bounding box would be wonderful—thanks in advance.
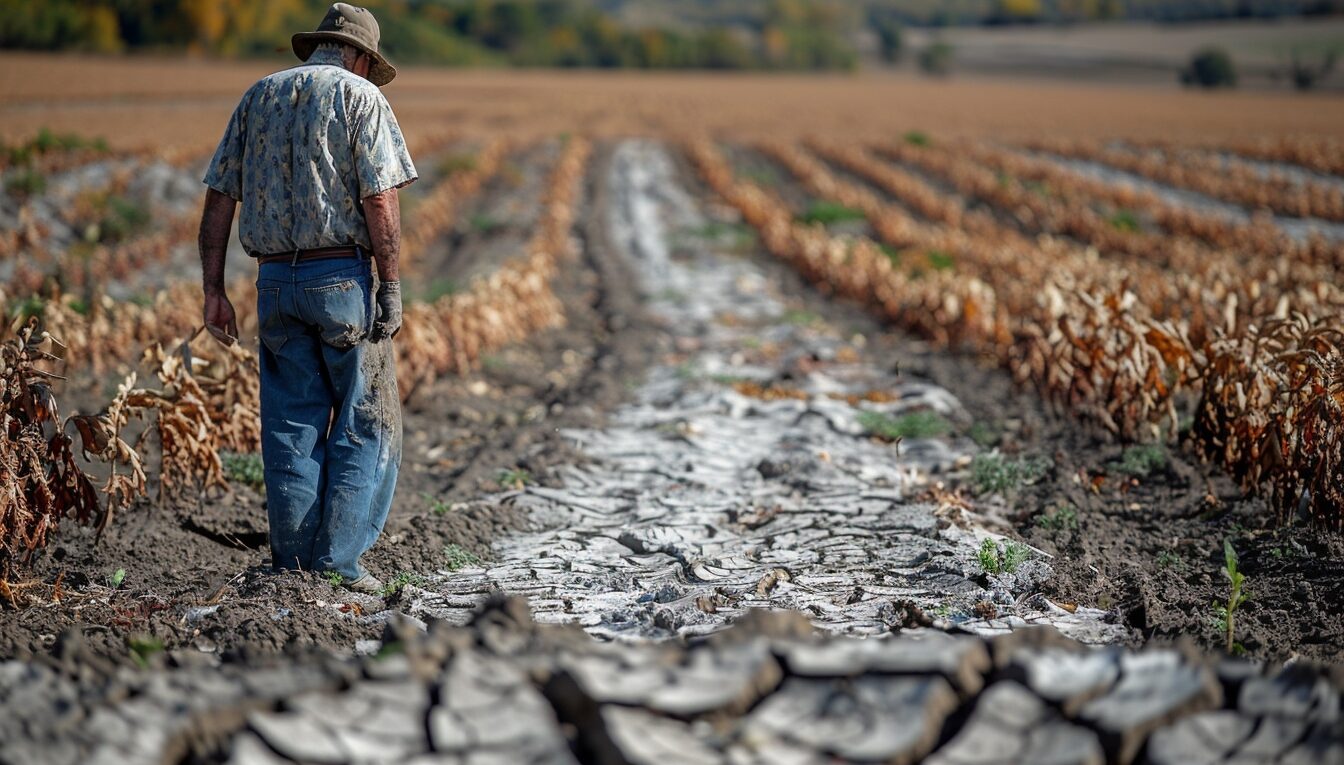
[4,53,1344,152]
[1,55,1343,763]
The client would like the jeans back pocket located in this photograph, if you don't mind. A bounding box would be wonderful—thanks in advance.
[257,287,289,355]
[304,278,369,349]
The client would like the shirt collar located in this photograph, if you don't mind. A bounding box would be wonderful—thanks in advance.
[305,47,347,67]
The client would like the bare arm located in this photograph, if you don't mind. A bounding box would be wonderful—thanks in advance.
[362,187,401,282]
[200,188,237,294]
[199,188,238,343]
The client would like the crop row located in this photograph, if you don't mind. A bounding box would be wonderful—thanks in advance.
[691,139,1342,529]
[397,137,589,396]
[402,136,509,265]
[1019,138,1344,224]
[1135,135,1344,186]
[872,138,1342,272]
[967,141,1341,269]
[778,140,1341,355]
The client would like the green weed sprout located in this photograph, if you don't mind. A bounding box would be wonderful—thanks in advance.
[382,572,426,596]
[444,543,483,571]
[857,410,949,441]
[1036,505,1078,531]
[129,636,164,668]
[977,538,1030,575]
[496,468,533,489]
[1219,539,1249,654]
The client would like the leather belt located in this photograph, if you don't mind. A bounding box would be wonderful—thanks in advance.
[254,246,365,265]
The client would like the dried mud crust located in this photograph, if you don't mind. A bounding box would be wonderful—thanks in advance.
[0,142,660,663]
[671,144,1344,666]
[1,597,1339,765]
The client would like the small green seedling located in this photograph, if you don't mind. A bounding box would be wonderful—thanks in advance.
[221,451,266,491]
[925,250,955,271]
[324,571,344,587]
[107,568,126,589]
[967,422,998,448]
[1218,539,1249,654]
[1002,541,1030,572]
[1108,209,1140,233]
[781,308,821,326]
[129,636,164,668]
[1114,444,1168,478]
[857,410,949,441]
[903,130,931,147]
[8,295,45,323]
[421,492,453,515]
[1156,550,1186,572]
[496,468,533,490]
[5,168,46,197]
[796,200,866,226]
[469,213,502,233]
[1036,505,1078,531]
[741,166,782,186]
[444,543,482,571]
[970,453,1050,496]
[382,572,426,596]
[419,278,458,303]
[977,538,1030,575]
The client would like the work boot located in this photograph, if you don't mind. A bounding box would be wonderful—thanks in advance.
[344,572,385,596]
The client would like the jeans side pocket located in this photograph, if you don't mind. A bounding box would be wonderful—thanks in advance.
[304,278,368,349]
[257,287,288,354]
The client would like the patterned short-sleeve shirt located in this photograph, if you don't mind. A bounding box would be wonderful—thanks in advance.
[203,47,417,256]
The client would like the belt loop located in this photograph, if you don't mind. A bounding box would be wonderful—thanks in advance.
[290,248,300,267]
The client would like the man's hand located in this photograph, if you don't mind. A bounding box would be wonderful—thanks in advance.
[199,188,238,346]
[371,280,402,342]
[204,290,239,346]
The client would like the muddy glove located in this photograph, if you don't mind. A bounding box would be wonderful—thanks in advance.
[371,280,402,342]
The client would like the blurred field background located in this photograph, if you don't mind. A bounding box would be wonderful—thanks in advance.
[2,0,1343,154]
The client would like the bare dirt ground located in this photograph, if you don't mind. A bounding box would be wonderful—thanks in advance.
[4,54,1344,157]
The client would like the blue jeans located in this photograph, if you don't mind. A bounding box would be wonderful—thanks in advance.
[255,257,401,580]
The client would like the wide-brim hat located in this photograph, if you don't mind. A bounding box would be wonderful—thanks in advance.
[292,3,396,87]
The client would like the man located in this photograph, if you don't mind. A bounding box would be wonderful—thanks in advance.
[198,3,416,594]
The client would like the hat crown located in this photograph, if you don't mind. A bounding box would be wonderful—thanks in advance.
[293,2,396,86]
[316,3,380,50]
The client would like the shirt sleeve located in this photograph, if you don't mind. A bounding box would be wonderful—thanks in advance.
[202,97,246,201]
[349,86,418,200]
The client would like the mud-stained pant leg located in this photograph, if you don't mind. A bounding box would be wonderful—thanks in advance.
[257,274,333,571]
[360,339,401,558]
[307,336,400,579]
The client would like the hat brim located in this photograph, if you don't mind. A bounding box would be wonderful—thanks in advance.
[292,31,396,87]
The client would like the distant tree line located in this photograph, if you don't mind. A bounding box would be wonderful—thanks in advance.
[2,0,1337,75]
[0,0,856,70]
